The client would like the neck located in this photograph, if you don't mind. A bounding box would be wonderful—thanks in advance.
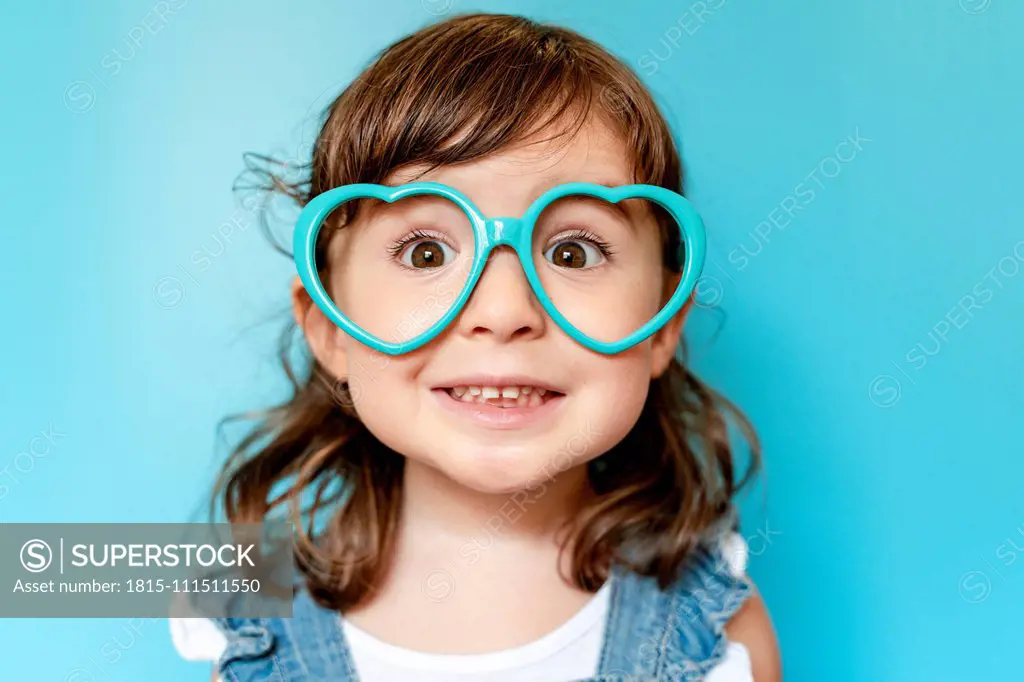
[399,459,593,544]
[345,458,603,647]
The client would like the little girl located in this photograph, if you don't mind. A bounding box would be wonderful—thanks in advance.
[171,12,780,682]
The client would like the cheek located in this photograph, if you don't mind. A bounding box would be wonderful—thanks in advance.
[549,277,665,344]
[563,349,655,464]
[339,346,423,445]
[330,264,461,344]
[329,264,400,339]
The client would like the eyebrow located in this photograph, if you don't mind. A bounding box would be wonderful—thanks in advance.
[552,193,647,235]
[583,177,633,188]
[529,175,636,215]
[534,175,633,192]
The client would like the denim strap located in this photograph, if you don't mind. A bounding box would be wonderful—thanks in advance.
[593,543,752,681]
[212,589,360,681]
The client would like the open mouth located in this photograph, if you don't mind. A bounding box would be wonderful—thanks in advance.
[439,384,564,408]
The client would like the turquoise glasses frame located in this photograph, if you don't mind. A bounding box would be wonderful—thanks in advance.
[293,181,707,356]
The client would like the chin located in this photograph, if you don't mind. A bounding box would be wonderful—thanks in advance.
[430,441,570,495]
[447,471,536,496]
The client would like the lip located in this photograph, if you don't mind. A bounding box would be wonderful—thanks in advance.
[430,387,566,430]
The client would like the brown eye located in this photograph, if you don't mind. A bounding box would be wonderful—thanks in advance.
[545,240,602,269]
[402,240,454,268]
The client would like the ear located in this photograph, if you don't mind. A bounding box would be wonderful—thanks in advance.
[649,268,693,379]
[649,296,691,379]
[291,275,348,377]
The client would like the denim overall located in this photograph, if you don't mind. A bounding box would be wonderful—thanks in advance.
[212,540,750,682]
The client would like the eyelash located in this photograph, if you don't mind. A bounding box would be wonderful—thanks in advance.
[550,228,616,258]
[384,227,615,261]
[386,229,452,258]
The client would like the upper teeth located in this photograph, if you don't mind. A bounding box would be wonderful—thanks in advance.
[451,385,548,398]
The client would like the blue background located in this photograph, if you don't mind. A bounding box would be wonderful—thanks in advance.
[2,1,1022,679]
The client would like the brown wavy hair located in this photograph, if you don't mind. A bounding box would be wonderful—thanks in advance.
[212,12,760,612]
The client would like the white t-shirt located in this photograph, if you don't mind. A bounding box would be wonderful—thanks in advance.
[170,533,753,682]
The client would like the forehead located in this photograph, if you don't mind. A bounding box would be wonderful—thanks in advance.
[384,116,634,209]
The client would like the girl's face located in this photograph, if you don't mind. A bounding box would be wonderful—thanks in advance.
[295,117,686,494]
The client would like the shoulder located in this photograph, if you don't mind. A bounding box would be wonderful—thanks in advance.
[656,530,780,680]
[724,581,781,682]
[716,532,782,682]
[605,530,759,679]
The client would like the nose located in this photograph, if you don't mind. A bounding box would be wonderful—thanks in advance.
[456,246,546,343]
